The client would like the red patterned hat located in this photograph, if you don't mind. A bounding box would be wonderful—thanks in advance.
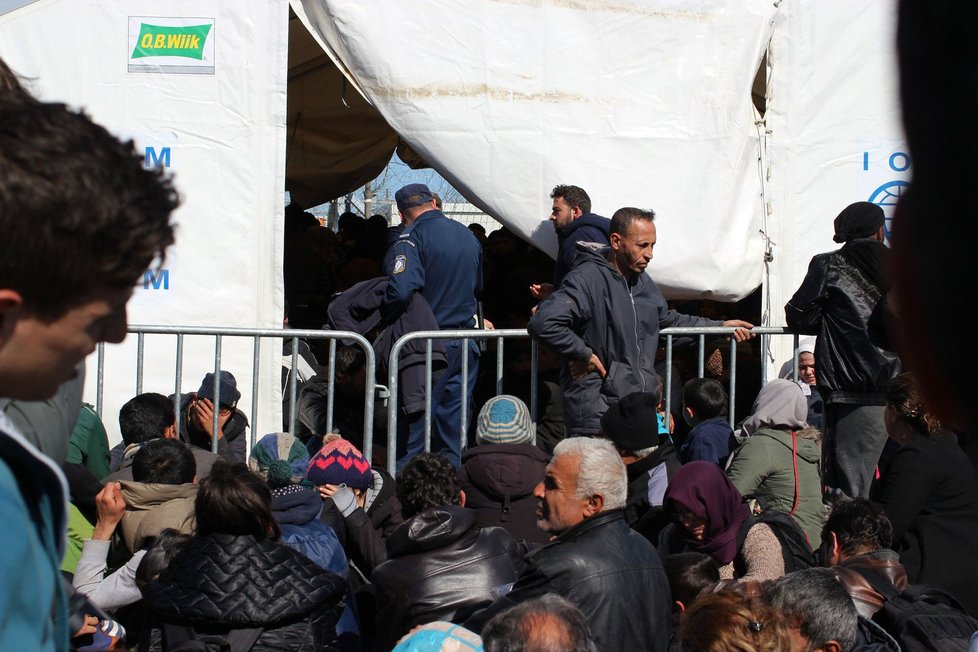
[306,436,372,489]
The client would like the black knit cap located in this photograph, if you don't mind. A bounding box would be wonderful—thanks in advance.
[600,392,661,451]
[833,201,884,243]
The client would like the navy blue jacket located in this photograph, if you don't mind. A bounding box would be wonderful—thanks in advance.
[554,213,610,287]
[679,416,737,466]
[382,210,483,329]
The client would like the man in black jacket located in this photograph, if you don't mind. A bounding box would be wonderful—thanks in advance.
[467,436,672,651]
[175,371,249,464]
[600,391,680,544]
[785,202,900,498]
[529,207,752,436]
[370,453,521,650]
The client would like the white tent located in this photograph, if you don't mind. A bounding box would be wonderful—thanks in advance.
[0,0,907,437]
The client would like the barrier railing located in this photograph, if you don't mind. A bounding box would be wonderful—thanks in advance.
[95,325,804,469]
[95,326,375,457]
[661,326,803,429]
[386,329,536,472]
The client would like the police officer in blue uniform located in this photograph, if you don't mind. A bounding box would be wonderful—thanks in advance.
[382,183,483,469]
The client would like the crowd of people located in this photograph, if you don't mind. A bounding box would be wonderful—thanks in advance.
[4,0,978,647]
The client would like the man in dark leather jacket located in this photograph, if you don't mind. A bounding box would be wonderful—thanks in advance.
[785,202,900,498]
[820,498,908,619]
[370,453,521,650]
[467,437,672,651]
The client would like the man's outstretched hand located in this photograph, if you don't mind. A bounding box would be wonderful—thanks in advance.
[723,320,755,342]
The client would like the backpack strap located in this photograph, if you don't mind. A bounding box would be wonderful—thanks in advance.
[226,628,264,652]
[789,431,799,516]
[850,566,905,603]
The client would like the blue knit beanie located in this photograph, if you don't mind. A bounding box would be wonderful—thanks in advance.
[476,395,534,445]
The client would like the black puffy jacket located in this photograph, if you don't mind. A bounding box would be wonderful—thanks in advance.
[785,239,900,401]
[370,506,521,650]
[142,533,346,651]
[468,510,672,652]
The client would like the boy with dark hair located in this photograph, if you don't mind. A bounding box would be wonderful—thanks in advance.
[105,392,220,483]
[679,378,737,466]
[662,552,721,613]
[0,57,176,650]
[662,552,721,651]
[131,439,196,486]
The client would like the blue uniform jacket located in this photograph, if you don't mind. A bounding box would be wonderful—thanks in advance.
[381,210,483,330]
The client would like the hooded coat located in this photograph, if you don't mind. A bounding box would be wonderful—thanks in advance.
[119,481,196,553]
[142,533,346,651]
[553,212,610,287]
[460,443,551,544]
[728,379,823,548]
[727,428,824,549]
[528,244,720,435]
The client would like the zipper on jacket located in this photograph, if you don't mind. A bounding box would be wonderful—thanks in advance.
[628,285,647,391]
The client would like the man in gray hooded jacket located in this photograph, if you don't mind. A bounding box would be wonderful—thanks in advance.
[528,207,752,436]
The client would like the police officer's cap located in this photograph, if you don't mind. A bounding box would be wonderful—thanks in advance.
[395,183,434,211]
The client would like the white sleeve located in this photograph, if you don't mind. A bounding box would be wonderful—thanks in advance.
[72,540,146,612]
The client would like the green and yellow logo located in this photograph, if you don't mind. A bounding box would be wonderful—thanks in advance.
[131,23,211,60]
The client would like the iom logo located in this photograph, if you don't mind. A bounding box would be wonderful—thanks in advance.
[862,150,910,241]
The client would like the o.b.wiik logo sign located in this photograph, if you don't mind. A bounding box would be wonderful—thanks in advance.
[128,17,215,74]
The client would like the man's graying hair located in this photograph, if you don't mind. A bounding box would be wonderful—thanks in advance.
[482,593,597,652]
[610,207,655,237]
[552,437,626,510]
[765,568,857,651]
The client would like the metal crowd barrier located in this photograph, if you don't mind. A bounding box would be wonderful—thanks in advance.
[96,325,806,468]
[661,326,803,429]
[386,329,536,472]
[383,326,806,470]
[95,326,375,457]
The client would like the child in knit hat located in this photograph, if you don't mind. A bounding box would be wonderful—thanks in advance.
[249,432,360,647]
[306,435,403,578]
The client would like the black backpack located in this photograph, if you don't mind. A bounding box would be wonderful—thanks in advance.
[736,508,815,574]
[855,567,978,652]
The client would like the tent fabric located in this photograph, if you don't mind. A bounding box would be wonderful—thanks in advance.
[286,12,398,208]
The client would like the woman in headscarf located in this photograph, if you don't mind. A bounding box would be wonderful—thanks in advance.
[660,462,785,581]
[872,372,978,616]
[777,337,823,430]
[727,379,824,548]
